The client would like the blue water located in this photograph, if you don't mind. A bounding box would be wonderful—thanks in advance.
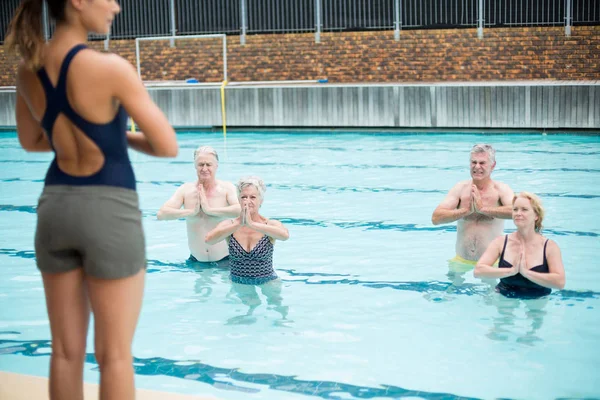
[1,131,599,399]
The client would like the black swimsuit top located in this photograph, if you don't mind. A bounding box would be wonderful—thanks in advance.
[497,235,552,298]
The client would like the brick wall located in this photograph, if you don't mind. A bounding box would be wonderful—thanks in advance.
[0,26,598,85]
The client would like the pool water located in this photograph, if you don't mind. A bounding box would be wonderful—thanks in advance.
[1,131,599,399]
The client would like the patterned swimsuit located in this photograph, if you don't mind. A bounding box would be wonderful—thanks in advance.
[228,235,277,284]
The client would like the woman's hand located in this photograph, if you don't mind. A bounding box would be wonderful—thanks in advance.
[242,205,255,228]
[515,244,527,277]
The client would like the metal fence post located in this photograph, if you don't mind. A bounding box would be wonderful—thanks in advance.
[477,0,484,39]
[394,0,401,41]
[169,0,176,47]
[104,35,110,51]
[240,0,247,45]
[42,1,49,42]
[315,0,321,43]
[565,0,572,36]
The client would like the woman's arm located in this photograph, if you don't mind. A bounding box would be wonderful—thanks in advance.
[248,217,290,241]
[110,55,178,157]
[474,236,518,279]
[15,65,51,152]
[520,240,566,289]
[205,218,242,245]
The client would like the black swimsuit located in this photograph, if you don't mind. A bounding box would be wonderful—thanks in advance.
[497,235,552,299]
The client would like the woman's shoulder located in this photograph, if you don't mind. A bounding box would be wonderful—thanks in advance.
[264,218,283,226]
[541,236,559,248]
[86,51,135,75]
[58,48,137,82]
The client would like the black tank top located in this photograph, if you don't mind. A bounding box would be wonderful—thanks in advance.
[497,235,552,298]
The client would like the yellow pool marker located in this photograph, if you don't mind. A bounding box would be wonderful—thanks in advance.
[220,80,228,139]
[129,117,136,133]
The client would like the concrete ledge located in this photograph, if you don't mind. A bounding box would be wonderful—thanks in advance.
[0,372,217,400]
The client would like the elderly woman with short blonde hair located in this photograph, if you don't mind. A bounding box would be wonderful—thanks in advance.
[205,176,289,284]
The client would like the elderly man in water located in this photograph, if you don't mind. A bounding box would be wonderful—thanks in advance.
[157,146,241,267]
[431,144,514,269]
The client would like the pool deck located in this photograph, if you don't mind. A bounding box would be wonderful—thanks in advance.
[0,372,218,400]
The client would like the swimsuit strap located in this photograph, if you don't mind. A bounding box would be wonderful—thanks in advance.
[500,234,509,261]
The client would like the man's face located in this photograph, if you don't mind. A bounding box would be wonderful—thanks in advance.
[195,154,218,181]
[470,152,495,181]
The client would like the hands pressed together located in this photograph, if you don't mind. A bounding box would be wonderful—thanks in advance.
[508,240,530,278]
[236,203,255,228]
[462,184,486,217]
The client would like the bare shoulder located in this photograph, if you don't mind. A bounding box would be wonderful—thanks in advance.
[181,182,197,193]
[491,234,507,247]
[450,180,471,193]
[217,179,236,191]
[266,219,284,227]
[492,180,513,193]
[544,238,561,252]
[74,51,135,80]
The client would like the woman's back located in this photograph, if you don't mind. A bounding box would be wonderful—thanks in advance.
[5,1,179,397]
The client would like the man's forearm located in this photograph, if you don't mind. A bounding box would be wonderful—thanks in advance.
[157,207,194,220]
[202,204,242,218]
[432,208,471,225]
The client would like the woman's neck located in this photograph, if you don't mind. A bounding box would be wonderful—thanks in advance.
[51,22,89,46]
[515,227,538,243]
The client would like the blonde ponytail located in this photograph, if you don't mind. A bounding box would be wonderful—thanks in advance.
[4,0,45,70]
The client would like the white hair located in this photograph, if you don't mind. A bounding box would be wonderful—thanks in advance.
[193,146,219,162]
[471,144,496,164]
[237,176,266,199]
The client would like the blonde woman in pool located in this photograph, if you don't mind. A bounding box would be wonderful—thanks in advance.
[475,192,565,298]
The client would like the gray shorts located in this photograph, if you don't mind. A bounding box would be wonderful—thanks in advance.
[35,185,146,279]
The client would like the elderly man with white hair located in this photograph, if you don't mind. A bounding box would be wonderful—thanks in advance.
[432,144,514,267]
[158,146,241,266]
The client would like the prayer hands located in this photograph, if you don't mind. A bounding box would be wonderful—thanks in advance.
[241,204,254,227]
[514,241,527,276]
[471,184,484,212]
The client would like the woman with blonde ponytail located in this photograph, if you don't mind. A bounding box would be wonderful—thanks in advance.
[5,1,178,398]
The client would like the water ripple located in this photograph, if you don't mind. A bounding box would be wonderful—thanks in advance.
[2,179,600,200]
[0,207,597,238]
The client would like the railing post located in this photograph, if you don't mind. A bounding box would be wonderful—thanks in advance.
[104,35,110,51]
[42,1,49,42]
[477,0,484,39]
[169,0,176,47]
[565,0,572,37]
[394,0,401,41]
[240,0,247,45]
[315,0,321,43]
[136,39,141,78]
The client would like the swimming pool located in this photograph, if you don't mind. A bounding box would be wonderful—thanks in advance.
[1,131,599,399]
